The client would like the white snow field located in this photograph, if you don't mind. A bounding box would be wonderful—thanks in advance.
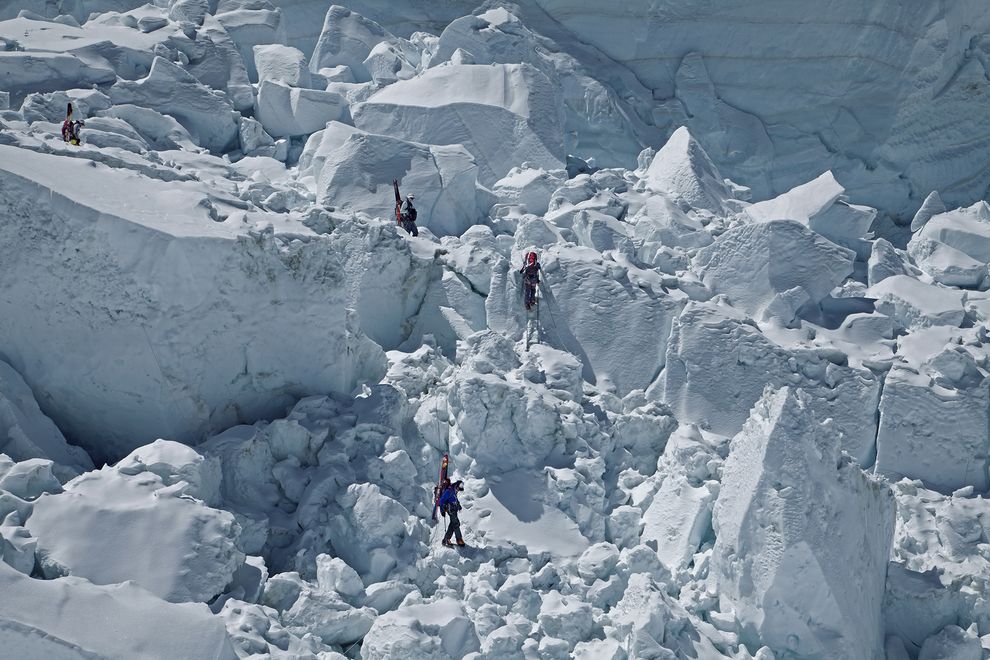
[1,2,989,659]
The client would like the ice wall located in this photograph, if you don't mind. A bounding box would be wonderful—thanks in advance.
[0,146,386,462]
[270,0,990,215]
[713,387,895,659]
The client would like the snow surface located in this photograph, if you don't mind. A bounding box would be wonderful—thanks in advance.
[1,2,989,659]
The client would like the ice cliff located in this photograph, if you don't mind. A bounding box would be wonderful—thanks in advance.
[0,2,989,659]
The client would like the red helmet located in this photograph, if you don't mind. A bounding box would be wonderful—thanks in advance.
[526,251,537,265]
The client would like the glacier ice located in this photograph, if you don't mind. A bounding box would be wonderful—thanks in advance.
[0,1,988,657]
[352,63,566,185]
[712,387,895,659]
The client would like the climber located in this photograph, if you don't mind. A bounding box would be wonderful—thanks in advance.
[392,179,418,236]
[439,479,465,547]
[520,251,541,310]
[61,102,83,145]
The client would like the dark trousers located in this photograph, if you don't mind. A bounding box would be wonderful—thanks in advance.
[443,509,463,544]
[524,281,537,309]
[401,219,418,236]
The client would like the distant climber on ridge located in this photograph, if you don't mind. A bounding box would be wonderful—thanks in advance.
[439,479,465,547]
[392,179,418,236]
[61,102,83,145]
[520,251,541,310]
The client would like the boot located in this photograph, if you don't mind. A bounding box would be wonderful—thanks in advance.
[456,540,466,547]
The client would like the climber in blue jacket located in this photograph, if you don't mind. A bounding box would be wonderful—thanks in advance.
[438,480,465,547]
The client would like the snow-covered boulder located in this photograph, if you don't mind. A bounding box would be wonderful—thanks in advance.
[0,146,385,460]
[868,275,966,330]
[363,40,417,85]
[641,473,717,572]
[447,363,568,473]
[428,8,641,169]
[255,79,347,138]
[0,360,91,480]
[693,219,855,324]
[875,364,989,493]
[115,439,222,506]
[26,465,243,603]
[19,88,111,124]
[97,103,202,152]
[631,193,713,251]
[868,238,917,286]
[215,3,285,82]
[0,561,237,658]
[658,302,881,463]
[186,16,256,113]
[887,481,990,643]
[352,63,565,185]
[919,625,983,660]
[315,129,480,236]
[309,5,397,83]
[912,202,990,263]
[220,598,332,657]
[0,51,115,100]
[253,43,311,88]
[362,597,480,659]
[0,456,61,501]
[492,165,566,216]
[713,387,895,660]
[908,238,987,289]
[238,116,281,159]
[280,580,376,645]
[326,483,409,582]
[744,171,876,250]
[110,56,239,153]
[538,590,594,647]
[605,573,674,657]
[315,554,364,601]
[298,121,359,180]
[644,126,733,214]
[910,191,947,232]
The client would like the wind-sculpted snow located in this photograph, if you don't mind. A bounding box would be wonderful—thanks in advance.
[713,387,895,660]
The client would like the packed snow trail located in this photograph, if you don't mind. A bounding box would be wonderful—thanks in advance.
[1,2,990,659]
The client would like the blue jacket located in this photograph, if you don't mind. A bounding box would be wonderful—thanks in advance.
[438,486,460,512]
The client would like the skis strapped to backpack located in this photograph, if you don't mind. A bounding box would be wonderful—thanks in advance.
[431,453,449,521]
[392,179,403,225]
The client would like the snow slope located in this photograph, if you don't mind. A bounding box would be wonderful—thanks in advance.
[1,2,989,659]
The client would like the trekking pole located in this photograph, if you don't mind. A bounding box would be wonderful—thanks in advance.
[538,282,562,341]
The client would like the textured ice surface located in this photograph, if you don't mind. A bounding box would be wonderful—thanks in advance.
[713,387,895,660]
[0,2,988,657]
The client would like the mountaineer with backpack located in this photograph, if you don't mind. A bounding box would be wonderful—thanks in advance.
[61,102,83,145]
[392,179,418,236]
[438,479,465,547]
[520,251,541,310]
